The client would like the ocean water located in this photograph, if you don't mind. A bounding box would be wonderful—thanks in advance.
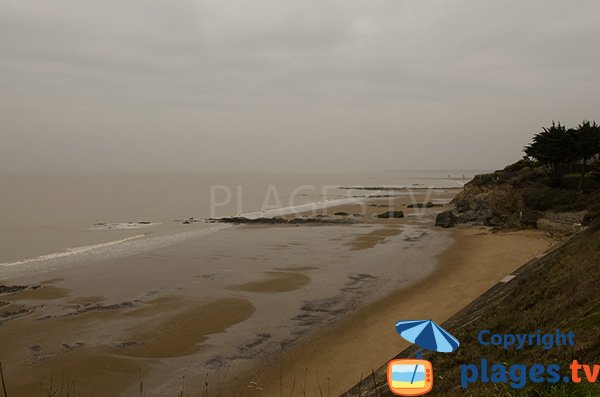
[0,171,483,272]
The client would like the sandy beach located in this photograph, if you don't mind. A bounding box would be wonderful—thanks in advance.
[0,188,557,396]
[234,226,556,396]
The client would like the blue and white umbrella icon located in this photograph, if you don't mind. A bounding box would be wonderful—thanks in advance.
[395,319,460,354]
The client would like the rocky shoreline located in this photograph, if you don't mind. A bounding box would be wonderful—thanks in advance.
[434,166,595,232]
[206,216,360,225]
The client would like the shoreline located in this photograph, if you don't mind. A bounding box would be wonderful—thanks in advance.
[229,226,557,396]
[0,188,457,397]
[0,186,557,397]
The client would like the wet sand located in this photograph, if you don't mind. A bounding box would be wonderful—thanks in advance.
[0,294,257,396]
[235,227,557,396]
[345,226,404,250]
[227,272,312,293]
[121,298,256,359]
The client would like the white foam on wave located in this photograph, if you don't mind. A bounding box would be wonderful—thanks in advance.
[240,196,365,219]
[0,224,233,275]
[0,234,147,268]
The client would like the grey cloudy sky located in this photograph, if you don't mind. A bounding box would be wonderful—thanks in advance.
[1,0,599,173]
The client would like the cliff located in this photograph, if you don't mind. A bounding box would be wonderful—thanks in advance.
[435,161,600,230]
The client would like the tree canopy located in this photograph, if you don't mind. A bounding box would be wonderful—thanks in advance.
[524,120,600,188]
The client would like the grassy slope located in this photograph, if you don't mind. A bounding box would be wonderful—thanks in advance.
[343,220,600,397]
[426,220,600,396]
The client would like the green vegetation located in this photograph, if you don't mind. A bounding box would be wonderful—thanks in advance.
[423,221,600,396]
[524,122,574,184]
[524,121,600,189]
[449,123,600,227]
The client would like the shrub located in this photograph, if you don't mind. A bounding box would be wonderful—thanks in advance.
[503,158,539,173]
[521,184,578,211]
[511,167,545,188]
[470,173,495,187]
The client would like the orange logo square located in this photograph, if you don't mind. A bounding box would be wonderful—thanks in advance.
[387,359,433,396]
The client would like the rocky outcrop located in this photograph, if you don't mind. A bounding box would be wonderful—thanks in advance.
[207,216,358,225]
[432,171,529,229]
[376,211,405,219]
[407,201,434,208]
[433,165,596,230]
[450,181,524,227]
[434,211,458,228]
[0,284,29,295]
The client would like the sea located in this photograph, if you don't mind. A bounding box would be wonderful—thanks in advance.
[0,170,482,270]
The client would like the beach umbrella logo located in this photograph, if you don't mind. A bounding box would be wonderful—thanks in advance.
[395,319,460,354]
[387,320,460,396]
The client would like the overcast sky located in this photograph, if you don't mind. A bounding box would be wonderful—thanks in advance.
[1,0,599,173]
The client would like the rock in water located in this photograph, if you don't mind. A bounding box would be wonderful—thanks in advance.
[208,216,357,225]
[435,211,458,228]
[407,202,434,208]
[0,284,29,294]
[377,211,405,219]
